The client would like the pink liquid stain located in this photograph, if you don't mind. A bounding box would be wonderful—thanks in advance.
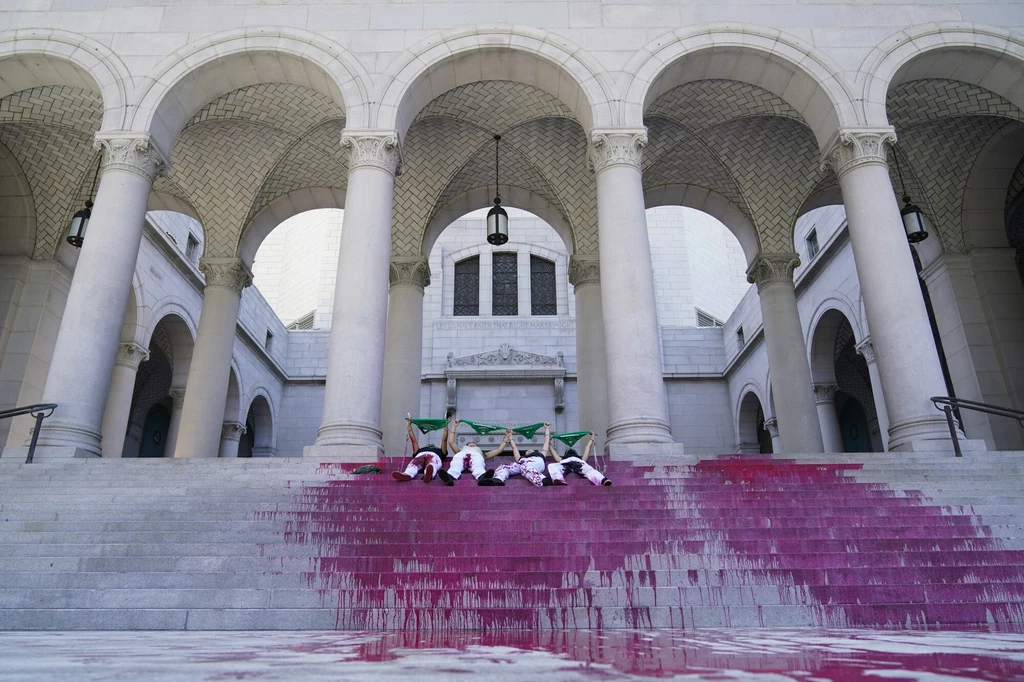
[261,455,1024,631]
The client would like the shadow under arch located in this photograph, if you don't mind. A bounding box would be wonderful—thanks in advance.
[0,139,34,258]
[375,26,614,140]
[243,391,276,458]
[623,25,857,148]
[860,24,1024,127]
[644,184,760,266]
[423,185,576,257]
[129,27,370,158]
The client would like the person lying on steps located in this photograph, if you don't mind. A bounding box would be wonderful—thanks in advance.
[481,423,552,487]
[548,431,612,487]
[438,420,510,486]
[392,417,450,483]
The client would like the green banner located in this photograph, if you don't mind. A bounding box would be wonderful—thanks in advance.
[409,418,449,434]
[553,431,589,448]
[460,419,507,435]
[511,422,545,439]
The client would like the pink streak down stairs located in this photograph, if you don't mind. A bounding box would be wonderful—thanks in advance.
[261,455,1024,629]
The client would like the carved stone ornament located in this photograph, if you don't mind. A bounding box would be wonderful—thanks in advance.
[821,128,898,179]
[855,337,876,364]
[389,259,430,290]
[446,378,457,411]
[94,133,169,184]
[568,256,600,287]
[813,383,840,404]
[763,417,779,437]
[554,377,565,413]
[448,343,564,368]
[746,253,801,291]
[114,342,150,370]
[341,130,402,176]
[588,129,647,174]
[199,258,253,295]
[221,421,246,441]
[168,388,186,407]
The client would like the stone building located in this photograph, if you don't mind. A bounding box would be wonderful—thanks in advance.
[1,2,1023,462]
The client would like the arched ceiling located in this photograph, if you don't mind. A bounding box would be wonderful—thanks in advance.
[0,85,102,259]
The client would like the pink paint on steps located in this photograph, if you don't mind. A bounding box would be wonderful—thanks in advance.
[261,455,1024,629]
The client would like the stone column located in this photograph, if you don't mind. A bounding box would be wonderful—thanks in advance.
[764,417,781,454]
[855,337,891,451]
[380,258,430,458]
[813,383,843,453]
[33,134,167,457]
[164,388,185,458]
[824,129,954,451]
[747,254,824,453]
[569,255,609,442]
[172,258,251,458]
[312,131,400,459]
[218,421,245,459]
[99,342,150,459]
[589,129,672,446]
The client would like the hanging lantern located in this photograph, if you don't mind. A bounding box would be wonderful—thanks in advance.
[900,194,931,243]
[68,155,102,248]
[66,200,93,247]
[487,134,509,246]
[892,145,930,244]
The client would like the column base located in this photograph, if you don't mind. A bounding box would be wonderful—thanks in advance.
[887,416,987,453]
[31,421,102,457]
[303,444,382,462]
[735,443,761,454]
[1,445,100,460]
[892,437,988,454]
[606,417,673,446]
[607,441,689,461]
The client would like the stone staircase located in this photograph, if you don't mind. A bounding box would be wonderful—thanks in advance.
[2,452,1024,630]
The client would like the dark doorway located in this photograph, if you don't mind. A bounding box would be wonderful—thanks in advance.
[839,400,871,453]
[139,404,171,458]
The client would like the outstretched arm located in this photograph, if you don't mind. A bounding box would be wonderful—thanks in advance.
[541,423,552,458]
[447,419,460,454]
[407,420,419,453]
[509,434,521,462]
[484,430,511,459]
[440,421,450,456]
[581,432,596,462]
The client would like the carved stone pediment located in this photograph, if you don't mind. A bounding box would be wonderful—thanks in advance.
[445,344,566,380]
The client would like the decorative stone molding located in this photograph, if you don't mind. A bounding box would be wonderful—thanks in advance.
[568,256,600,288]
[588,129,647,174]
[447,344,564,370]
[199,258,253,295]
[813,383,840,405]
[855,337,877,365]
[341,130,402,176]
[746,253,801,291]
[554,378,565,413]
[436,319,575,331]
[168,388,186,407]
[94,133,169,184]
[445,345,567,414]
[389,258,430,290]
[446,378,457,412]
[821,127,897,179]
[113,342,150,370]
[763,417,779,438]
[221,421,246,441]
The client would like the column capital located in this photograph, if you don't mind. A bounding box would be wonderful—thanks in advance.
[568,255,600,287]
[820,127,897,179]
[341,129,402,176]
[746,253,801,291]
[199,257,253,295]
[813,383,840,405]
[763,417,779,438]
[389,258,430,290]
[588,128,647,173]
[114,342,149,370]
[168,387,186,407]
[221,421,246,441]
[855,336,876,365]
[94,133,169,183]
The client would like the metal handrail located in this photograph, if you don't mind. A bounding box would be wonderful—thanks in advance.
[0,404,57,464]
[931,396,1024,457]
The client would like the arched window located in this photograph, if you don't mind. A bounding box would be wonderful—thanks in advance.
[453,256,480,316]
[530,255,556,315]
[492,252,519,316]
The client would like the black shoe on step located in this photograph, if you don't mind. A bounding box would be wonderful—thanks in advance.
[438,470,454,486]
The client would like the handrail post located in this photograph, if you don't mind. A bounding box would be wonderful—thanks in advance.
[943,405,962,458]
[25,412,45,464]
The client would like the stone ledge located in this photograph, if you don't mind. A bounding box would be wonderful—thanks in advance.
[607,442,694,463]
[302,444,382,463]
[1,446,99,460]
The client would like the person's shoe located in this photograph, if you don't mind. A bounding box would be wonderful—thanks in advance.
[479,469,494,480]
[553,479,568,486]
[541,477,554,487]
[479,477,504,486]
[602,479,613,487]
[392,471,413,482]
[423,464,435,483]
[438,470,454,486]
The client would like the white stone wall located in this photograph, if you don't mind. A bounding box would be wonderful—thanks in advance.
[147,211,203,266]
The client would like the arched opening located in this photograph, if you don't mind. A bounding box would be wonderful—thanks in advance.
[242,394,275,459]
[809,309,883,453]
[218,366,242,459]
[737,391,772,454]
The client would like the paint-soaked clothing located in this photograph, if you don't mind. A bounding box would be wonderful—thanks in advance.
[400,448,443,479]
[447,446,487,480]
[548,457,606,486]
[493,453,546,487]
